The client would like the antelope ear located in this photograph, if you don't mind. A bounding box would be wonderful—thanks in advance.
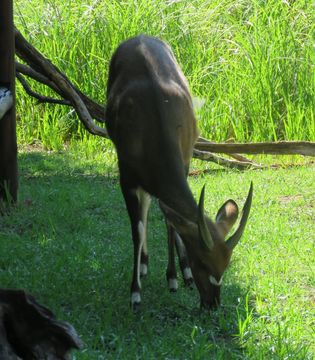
[159,201,197,235]
[215,200,239,238]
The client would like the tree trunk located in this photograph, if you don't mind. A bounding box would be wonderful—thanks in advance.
[0,0,18,205]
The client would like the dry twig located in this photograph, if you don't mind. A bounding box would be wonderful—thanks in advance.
[16,72,71,105]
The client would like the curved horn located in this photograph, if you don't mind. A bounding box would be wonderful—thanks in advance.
[198,185,215,251]
[226,182,253,251]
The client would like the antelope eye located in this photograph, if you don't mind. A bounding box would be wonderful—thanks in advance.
[209,275,223,286]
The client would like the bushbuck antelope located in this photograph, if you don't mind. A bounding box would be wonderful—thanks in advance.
[105,35,253,310]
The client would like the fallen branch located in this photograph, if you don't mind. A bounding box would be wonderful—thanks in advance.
[16,62,63,94]
[195,141,315,157]
[15,29,106,124]
[197,136,259,164]
[193,149,267,170]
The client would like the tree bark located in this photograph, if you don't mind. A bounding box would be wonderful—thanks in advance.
[0,0,18,205]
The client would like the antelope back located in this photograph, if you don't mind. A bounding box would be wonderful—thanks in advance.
[105,36,198,205]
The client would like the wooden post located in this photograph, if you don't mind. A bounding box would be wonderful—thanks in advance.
[0,0,18,205]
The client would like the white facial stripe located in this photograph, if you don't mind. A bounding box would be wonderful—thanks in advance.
[209,275,223,286]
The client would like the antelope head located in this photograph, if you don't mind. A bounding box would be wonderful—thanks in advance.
[161,182,253,309]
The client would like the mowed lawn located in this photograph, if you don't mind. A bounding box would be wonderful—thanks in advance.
[0,149,314,359]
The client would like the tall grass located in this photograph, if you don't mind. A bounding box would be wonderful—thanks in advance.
[14,0,315,150]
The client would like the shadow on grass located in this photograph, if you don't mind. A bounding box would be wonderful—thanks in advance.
[0,151,255,358]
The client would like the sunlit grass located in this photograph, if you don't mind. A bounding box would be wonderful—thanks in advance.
[14,0,314,151]
[0,149,314,359]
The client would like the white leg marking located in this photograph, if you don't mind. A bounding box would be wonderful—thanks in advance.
[142,235,148,257]
[137,221,145,288]
[168,278,178,291]
[135,188,151,257]
[175,232,187,259]
[136,188,151,280]
[140,189,151,256]
[183,267,193,280]
[140,263,148,276]
[131,292,141,305]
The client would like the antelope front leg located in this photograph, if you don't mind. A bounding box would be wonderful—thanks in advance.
[175,232,194,288]
[165,223,193,291]
[162,204,194,291]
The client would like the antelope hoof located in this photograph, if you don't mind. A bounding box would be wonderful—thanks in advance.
[168,278,178,292]
[183,267,194,289]
[184,277,194,289]
[131,292,141,312]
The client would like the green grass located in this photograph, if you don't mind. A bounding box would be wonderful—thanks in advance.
[14,0,315,152]
[0,149,314,359]
[7,0,315,358]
